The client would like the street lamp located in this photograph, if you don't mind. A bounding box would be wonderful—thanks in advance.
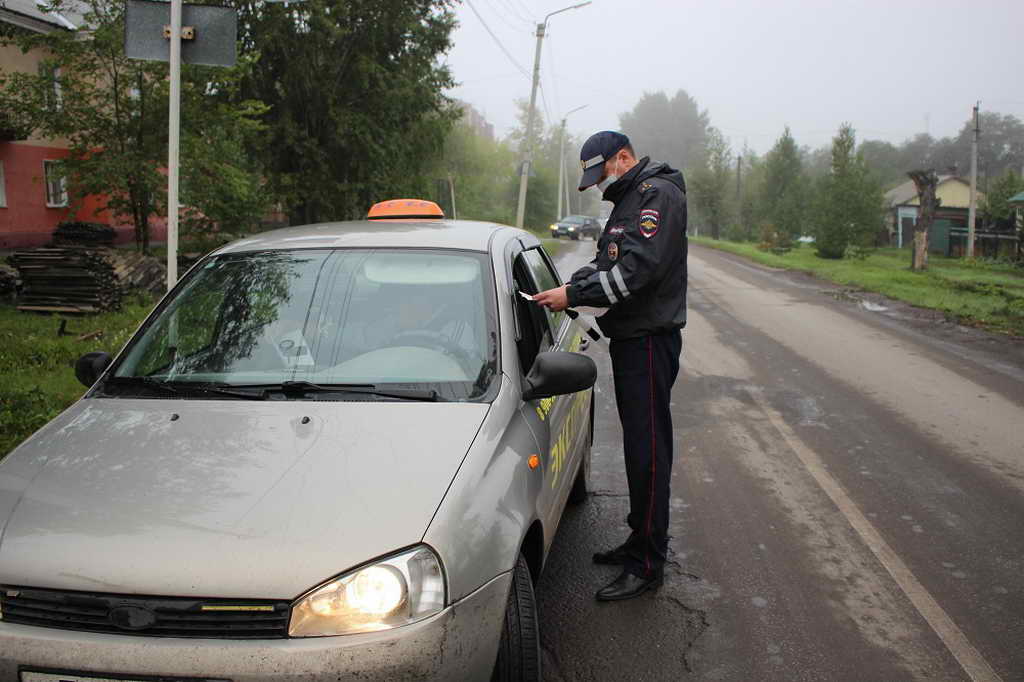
[514,1,591,230]
[557,104,587,221]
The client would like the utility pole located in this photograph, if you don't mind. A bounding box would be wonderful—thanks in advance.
[447,172,457,220]
[514,2,590,229]
[557,119,566,221]
[557,104,587,221]
[967,102,980,259]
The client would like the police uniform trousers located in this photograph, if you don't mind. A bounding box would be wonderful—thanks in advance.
[609,328,682,578]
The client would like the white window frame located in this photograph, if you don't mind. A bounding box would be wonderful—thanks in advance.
[0,160,6,208]
[43,159,68,208]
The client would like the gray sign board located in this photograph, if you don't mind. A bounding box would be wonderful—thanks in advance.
[125,0,237,67]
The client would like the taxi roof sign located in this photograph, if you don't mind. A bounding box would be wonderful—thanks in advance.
[367,199,445,220]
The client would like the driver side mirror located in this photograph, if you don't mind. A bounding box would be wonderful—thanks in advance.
[75,351,113,388]
[522,351,596,401]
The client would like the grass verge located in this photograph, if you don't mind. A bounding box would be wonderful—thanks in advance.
[0,294,157,459]
[691,237,1024,337]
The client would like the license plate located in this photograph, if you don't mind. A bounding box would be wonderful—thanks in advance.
[21,672,228,682]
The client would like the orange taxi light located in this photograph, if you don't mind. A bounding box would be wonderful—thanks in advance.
[367,199,445,220]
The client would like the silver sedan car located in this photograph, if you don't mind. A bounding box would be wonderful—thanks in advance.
[0,202,596,681]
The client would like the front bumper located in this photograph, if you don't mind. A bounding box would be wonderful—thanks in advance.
[0,573,510,682]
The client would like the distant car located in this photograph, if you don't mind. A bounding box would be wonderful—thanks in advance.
[0,200,597,681]
[549,214,600,240]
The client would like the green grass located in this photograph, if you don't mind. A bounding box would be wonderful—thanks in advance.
[0,294,157,459]
[691,237,1024,336]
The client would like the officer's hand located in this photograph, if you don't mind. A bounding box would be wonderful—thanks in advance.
[533,285,569,312]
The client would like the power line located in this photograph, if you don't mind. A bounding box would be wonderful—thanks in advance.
[501,0,534,24]
[538,83,553,132]
[481,0,531,30]
[544,30,562,116]
[464,0,530,79]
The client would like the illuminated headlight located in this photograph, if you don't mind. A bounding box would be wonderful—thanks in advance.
[550,224,557,231]
[567,226,575,231]
[289,545,445,637]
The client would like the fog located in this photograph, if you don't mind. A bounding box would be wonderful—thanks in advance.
[446,0,1024,155]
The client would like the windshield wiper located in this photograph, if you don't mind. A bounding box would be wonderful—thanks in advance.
[245,380,442,402]
[104,376,266,400]
[104,376,183,396]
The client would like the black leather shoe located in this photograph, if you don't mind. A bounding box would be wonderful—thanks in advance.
[592,543,629,565]
[595,570,664,601]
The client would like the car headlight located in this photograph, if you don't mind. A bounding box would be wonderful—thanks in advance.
[550,224,557,230]
[289,545,446,637]
[567,226,575,231]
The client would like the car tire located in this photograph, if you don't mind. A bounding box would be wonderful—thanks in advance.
[492,553,541,682]
[571,234,579,241]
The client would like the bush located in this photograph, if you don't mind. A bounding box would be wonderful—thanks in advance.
[758,221,793,254]
[53,221,117,246]
[0,387,69,456]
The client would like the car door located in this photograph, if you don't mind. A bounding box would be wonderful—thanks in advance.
[511,245,589,543]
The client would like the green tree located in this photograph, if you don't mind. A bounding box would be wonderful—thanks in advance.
[725,145,765,242]
[858,139,904,189]
[814,123,884,259]
[689,128,733,239]
[431,115,517,224]
[981,170,1024,231]
[619,89,710,173]
[761,127,807,241]
[0,0,267,252]
[232,0,458,224]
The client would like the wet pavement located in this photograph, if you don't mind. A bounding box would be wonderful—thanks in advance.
[538,241,1023,682]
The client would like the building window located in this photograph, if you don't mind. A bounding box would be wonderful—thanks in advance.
[0,161,6,208]
[39,63,63,111]
[44,160,68,207]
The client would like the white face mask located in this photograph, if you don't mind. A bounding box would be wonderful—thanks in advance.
[596,174,618,194]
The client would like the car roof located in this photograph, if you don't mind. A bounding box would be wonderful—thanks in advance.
[213,219,530,256]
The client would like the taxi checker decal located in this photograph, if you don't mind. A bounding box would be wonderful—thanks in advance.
[548,389,591,489]
[639,209,660,238]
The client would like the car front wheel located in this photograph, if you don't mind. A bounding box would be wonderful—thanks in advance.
[492,553,541,682]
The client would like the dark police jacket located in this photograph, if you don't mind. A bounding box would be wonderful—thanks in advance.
[566,157,688,340]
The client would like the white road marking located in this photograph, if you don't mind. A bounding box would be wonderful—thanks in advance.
[747,388,1003,682]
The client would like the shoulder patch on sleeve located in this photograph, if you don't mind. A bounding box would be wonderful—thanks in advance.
[639,209,660,238]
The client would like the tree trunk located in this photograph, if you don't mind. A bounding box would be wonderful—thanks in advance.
[907,170,939,271]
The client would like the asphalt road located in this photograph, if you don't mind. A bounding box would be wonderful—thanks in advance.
[538,240,1024,682]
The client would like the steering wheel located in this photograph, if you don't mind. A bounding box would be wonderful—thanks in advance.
[388,330,481,375]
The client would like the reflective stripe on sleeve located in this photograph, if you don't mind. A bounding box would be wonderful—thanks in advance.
[599,270,619,305]
[610,265,630,299]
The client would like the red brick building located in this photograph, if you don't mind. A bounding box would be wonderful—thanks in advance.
[0,0,161,248]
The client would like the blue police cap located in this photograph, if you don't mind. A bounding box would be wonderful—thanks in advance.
[579,131,630,191]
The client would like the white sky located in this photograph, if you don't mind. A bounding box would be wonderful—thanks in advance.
[444,0,1024,155]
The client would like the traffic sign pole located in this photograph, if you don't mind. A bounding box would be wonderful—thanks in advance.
[166,0,181,290]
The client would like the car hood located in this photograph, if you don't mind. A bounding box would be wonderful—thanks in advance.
[0,398,488,599]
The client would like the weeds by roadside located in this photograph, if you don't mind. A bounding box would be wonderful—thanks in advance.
[0,294,156,458]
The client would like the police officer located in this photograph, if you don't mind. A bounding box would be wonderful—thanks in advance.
[533,131,687,601]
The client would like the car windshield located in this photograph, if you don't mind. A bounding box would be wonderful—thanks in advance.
[563,216,585,224]
[110,249,497,401]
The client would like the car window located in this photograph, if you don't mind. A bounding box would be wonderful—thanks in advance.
[521,249,566,335]
[113,249,497,400]
[512,255,554,374]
